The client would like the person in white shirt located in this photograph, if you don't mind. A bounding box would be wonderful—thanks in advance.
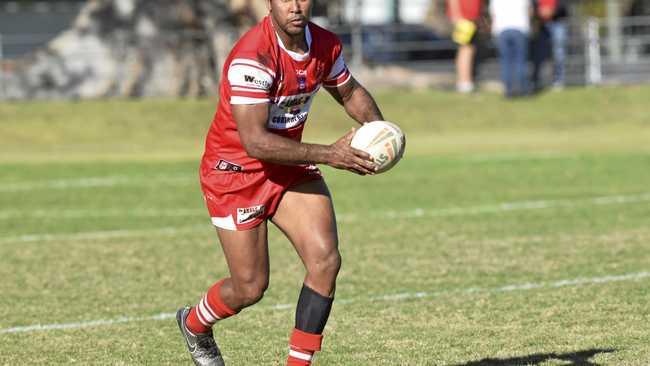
[489,0,532,97]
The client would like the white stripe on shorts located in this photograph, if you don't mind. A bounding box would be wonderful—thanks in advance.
[211,215,237,231]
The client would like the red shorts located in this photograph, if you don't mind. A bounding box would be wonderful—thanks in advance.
[200,164,323,231]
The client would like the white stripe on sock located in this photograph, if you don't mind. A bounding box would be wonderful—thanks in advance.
[195,306,210,327]
[289,349,313,361]
[201,296,221,322]
[197,300,216,324]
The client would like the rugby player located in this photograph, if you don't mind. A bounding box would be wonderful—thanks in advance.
[176,0,384,365]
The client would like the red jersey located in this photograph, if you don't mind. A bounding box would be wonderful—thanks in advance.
[446,0,483,21]
[201,16,351,174]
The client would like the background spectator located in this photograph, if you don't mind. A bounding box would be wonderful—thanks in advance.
[447,0,484,93]
[532,0,569,90]
[490,0,533,98]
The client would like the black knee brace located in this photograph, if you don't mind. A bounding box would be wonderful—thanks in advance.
[295,284,334,334]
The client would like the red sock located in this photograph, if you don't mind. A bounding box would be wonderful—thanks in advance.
[185,279,238,334]
[286,328,323,366]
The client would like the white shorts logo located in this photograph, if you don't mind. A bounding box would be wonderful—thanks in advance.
[237,205,266,224]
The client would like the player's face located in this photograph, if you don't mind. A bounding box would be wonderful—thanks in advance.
[268,0,312,36]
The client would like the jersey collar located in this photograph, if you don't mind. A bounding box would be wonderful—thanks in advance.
[274,23,312,62]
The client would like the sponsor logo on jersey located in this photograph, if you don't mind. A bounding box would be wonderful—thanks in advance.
[242,75,271,89]
[268,91,318,129]
[271,112,309,126]
[283,95,311,113]
[237,205,265,224]
[296,70,307,90]
[214,159,243,172]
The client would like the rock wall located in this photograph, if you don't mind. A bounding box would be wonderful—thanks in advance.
[1,0,254,99]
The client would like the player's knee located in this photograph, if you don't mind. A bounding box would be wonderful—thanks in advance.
[233,279,268,307]
[327,251,342,275]
[309,249,341,279]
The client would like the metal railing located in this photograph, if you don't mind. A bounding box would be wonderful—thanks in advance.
[585,18,603,85]
[335,15,650,86]
[595,15,650,84]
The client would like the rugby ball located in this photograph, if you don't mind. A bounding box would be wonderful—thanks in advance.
[350,121,406,174]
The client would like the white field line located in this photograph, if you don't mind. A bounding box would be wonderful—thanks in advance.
[0,176,194,192]
[0,153,560,192]
[1,271,648,335]
[0,151,606,193]
[1,193,649,244]
[462,151,570,163]
[362,192,650,221]
[0,226,207,244]
[0,208,205,220]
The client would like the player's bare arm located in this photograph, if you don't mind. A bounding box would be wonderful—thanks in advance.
[232,103,377,175]
[325,76,384,124]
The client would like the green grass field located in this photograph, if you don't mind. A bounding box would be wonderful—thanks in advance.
[1,86,650,365]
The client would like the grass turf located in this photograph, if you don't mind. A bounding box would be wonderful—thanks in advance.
[1,86,650,365]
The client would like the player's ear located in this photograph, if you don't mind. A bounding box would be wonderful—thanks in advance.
[266,0,272,12]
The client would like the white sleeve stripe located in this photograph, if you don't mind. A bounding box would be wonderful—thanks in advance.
[230,58,276,77]
[231,86,268,93]
[326,53,347,80]
[336,73,353,86]
[230,96,270,105]
[230,63,274,79]
[324,73,352,88]
[324,67,349,82]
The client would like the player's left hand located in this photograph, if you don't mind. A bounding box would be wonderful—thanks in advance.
[326,129,376,176]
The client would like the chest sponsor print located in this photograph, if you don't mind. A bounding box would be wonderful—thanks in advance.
[268,90,319,130]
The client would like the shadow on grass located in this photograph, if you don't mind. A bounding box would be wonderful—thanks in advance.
[454,348,616,366]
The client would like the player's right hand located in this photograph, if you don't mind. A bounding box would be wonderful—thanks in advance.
[327,129,377,176]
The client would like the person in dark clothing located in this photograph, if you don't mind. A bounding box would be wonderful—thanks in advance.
[531,0,569,91]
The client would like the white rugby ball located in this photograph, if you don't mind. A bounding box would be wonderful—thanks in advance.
[350,121,406,174]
